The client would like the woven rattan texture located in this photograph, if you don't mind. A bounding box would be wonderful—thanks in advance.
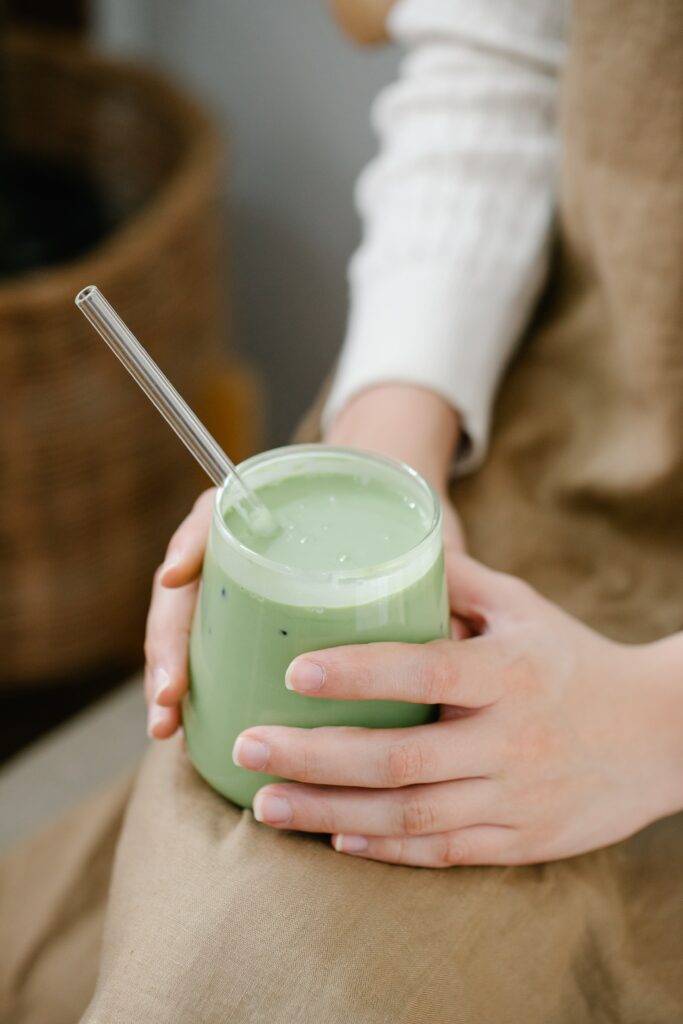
[1,33,225,685]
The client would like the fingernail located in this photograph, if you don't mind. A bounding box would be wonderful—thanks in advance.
[147,705,167,739]
[154,666,171,703]
[160,556,180,580]
[285,659,325,692]
[334,834,369,854]
[253,792,292,825]
[232,736,270,770]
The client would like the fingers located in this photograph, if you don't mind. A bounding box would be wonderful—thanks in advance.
[143,557,199,740]
[142,490,213,739]
[144,666,181,738]
[233,716,495,789]
[252,778,496,838]
[144,573,198,710]
[159,489,215,588]
[285,636,503,707]
[331,826,516,867]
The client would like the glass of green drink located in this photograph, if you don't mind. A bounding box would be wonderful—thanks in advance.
[183,445,449,808]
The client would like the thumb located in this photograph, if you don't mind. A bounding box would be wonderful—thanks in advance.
[440,495,466,556]
[446,555,531,628]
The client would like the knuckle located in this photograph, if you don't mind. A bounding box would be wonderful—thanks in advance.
[312,798,337,835]
[385,742,426,788]
[418,641,455,703]
[296,743,321,783]
[392,837,411,863]
[400,795,438,836]
[344,654,373,693]
[443,833,472,866]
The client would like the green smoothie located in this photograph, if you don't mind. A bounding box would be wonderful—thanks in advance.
[184,445,448,808]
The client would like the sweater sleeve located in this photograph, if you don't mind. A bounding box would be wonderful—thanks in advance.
[323,0,570,473]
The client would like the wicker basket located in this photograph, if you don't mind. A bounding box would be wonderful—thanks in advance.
[0,32,233,686]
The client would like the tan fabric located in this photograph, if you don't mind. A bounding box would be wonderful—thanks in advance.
[0,773,134,1024]
[2,742,682,1024]
[86,741,683,1023]
[1,2,682,1022]
[456,0,683,642]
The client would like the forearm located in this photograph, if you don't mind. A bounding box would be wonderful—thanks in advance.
[324,383,461,493]
[323,0,568,473]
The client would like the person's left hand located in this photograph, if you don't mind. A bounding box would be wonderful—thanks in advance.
[232,556,683,867]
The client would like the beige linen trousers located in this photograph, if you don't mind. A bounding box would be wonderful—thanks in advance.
[2,1,682,1021]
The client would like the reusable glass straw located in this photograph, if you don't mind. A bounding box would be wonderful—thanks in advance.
[75,285,276,536]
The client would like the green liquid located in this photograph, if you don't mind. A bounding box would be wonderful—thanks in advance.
[184,452,448,808]
[226,472,430,570]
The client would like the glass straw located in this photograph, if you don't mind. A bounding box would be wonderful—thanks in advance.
[75,285,277,536]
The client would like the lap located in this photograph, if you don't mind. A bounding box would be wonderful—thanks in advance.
[0,772,134,1024]
[81,740,683,1024]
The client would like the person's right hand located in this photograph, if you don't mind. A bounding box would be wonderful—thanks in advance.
[144,489,215,739]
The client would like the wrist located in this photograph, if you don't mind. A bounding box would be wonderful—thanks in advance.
[629,634,683,818]
[325,384,461,493]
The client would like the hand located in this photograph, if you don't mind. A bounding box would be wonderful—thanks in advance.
[233,556,683,866]
[143,489,214,738]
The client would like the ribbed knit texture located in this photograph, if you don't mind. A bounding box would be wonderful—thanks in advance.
[324,0,570,472]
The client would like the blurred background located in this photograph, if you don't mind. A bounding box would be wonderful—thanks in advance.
[96,0,398,444]
[0,1,398,768]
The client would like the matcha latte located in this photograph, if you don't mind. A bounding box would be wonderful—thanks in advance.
[184,445,449,808]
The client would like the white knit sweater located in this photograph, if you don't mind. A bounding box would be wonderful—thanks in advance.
[323,0,571,472]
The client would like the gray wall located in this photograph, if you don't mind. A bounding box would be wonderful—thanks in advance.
[94,1,399,444]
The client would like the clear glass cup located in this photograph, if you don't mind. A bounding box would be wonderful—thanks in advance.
[183,445,449,808]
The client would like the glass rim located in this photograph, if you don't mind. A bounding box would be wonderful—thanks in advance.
[212,444,442,583]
